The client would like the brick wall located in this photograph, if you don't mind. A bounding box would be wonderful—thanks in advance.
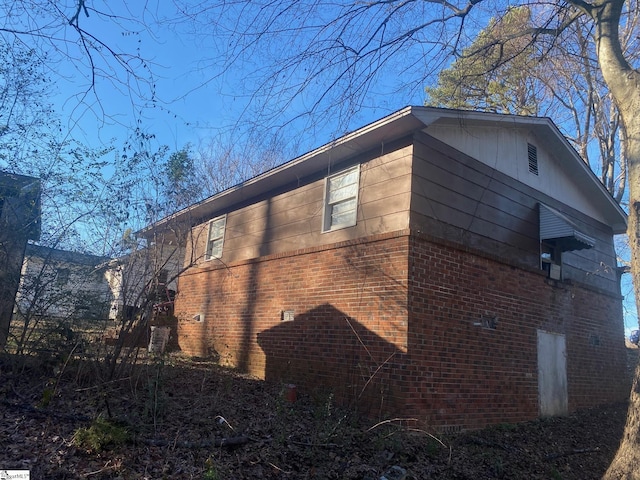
[174,230,628,428]
[175,231,411,416]
[406,233,628,429]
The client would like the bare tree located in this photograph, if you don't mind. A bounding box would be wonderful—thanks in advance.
[0,1,160,130]
[192,131,288,199]
[11,244,111,358]
[425,8,633,202]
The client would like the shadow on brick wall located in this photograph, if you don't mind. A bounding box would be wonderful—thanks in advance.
[257,303,406,416]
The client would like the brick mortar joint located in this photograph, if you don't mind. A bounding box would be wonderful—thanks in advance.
[180,227,621,300]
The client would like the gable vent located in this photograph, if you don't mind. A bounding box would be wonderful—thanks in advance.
[528,143,538,175]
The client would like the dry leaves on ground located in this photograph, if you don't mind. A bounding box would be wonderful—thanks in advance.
[0,353,631,479]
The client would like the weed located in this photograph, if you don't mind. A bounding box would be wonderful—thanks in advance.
[313,391,334,422]
[72,417,130,453]
[424,436,443,457]
[492,455,505,479]
[40,387,54,407]
[143,357,166,432]
[492,422,517,432]
[549,467,563,480]
[203,457,220,480]
[203,468,220,480]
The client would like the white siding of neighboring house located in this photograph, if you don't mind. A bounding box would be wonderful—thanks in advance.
[106,245,183,320]
[15,247,112,321]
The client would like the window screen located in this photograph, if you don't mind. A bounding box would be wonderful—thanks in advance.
[206,215,226,260]
[323,166,360,232]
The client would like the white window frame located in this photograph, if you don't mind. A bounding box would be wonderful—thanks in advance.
[205,215,226,260]
[322,165,360,233]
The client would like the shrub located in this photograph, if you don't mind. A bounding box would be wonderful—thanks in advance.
[72,418,130,452]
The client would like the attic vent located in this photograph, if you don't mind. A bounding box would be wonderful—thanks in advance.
[528,143,538,175]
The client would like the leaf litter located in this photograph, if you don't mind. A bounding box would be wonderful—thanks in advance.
[0,353,630,479]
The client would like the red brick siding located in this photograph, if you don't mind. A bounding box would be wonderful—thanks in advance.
[407,233,627,429]
[174,230,628,428]
[175,232,411,415]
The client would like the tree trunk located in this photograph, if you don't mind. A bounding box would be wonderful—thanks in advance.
[605,137,640,478]
[592,0,640,477]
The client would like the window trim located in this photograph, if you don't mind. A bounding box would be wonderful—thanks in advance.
[321,165,360,233]
[205,215,226,261]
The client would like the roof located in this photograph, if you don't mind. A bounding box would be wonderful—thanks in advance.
[25,243,111,267]
[140,106,627,237]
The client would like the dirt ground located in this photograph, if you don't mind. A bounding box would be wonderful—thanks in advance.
[0,350,635,480]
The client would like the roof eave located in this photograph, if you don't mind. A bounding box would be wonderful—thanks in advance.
[139,106,425,238]
[140,106,628,238]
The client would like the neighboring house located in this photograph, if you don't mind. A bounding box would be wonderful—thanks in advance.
[140,106,628,429]
[15,242,182,323]
[14,244,112,323]
[104,244,183,321]
[102,244,183,352]
[0,172,41,348]
[13,241,183,353]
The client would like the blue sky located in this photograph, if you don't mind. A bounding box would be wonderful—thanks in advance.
[50,3,230,152]
[49,2,427,158]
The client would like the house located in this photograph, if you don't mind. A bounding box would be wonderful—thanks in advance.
[104,244,183,322]
[140,106,628,429]
[14,242,183,352]
[14,244,112,324]
[15,243,182,324]
[103,244,183,351]
[0,172,41,348]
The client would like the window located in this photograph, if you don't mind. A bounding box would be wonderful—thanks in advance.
[322,165,360,232]
[541,241,561,265]
[205,215,226,260]
[528,143,539,175]
[56,268,70,285]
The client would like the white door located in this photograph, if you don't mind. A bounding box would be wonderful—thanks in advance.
[537,329,568,417]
